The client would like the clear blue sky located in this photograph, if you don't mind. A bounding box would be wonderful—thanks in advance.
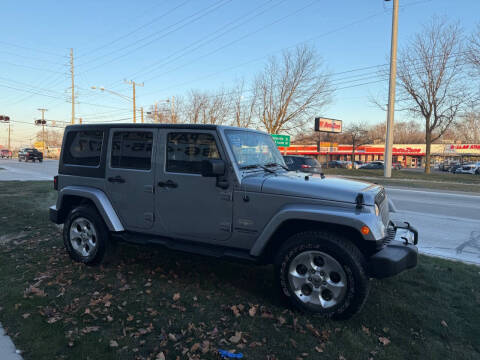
[1,0,479,146]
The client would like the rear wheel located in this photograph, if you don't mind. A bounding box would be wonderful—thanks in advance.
[63,205,112,265]
[275,230,370,319]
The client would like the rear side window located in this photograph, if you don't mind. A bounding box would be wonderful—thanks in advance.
[63,131,104,166]
[166,132,220,174]
[111,131,153,170]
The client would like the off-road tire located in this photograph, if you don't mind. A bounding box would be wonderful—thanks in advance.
[274,230,370,320]
[63,205,113,265]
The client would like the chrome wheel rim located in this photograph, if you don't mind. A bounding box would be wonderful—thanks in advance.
[288,250,347,308]
[69,217,98,258]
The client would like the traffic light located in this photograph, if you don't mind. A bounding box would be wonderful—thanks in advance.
[35,119,47,125]
[0,115,10,122]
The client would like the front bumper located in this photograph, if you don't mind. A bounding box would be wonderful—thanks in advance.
[368,221,418,278]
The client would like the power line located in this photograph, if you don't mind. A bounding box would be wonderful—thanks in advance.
[123,0,283,81]
[77,0,232,72]
[140,0,319,86]
[76,0,192,59]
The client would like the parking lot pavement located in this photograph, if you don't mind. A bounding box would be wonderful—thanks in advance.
[0,159,58,181]
[387,187,480,265]
[0,324,22,360]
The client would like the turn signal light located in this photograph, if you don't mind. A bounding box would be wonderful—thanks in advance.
[361,226,370,235]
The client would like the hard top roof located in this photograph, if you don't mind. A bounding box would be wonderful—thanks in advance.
[64,123,262,132]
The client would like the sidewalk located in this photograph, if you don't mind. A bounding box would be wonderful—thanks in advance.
[0,324,22,360]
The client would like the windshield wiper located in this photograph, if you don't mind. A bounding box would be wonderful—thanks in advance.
[264,162,289,171]
[239,164,275,173]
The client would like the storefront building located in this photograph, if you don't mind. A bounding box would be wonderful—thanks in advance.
[278,143,480,168]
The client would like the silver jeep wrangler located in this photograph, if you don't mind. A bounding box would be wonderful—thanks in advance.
[50,124,418,319]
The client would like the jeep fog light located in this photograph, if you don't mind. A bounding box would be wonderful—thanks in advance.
[374,204,380,216]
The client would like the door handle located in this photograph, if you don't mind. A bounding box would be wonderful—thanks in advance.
[107,176,125,183]
[158,180,178,188]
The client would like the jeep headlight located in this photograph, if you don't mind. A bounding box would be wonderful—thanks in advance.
[374,203,380,216]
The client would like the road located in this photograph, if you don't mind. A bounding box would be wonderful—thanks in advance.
[0,158,58,181]
[387,187,480,265]
[1,159,479,265]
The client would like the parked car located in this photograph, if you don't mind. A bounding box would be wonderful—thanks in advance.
[449,163,463,173]
[0,149,12,159]
[353,161,364,169]
[327,160,348,168]
[360,162,384,170]
[50,124,418,319]
[283,155,323,174]
[18,148,43,162]
[455,162,480,175]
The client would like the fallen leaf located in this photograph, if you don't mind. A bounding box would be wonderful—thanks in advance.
[289,338,297,348]
[378,336,390,346]
[190,343,201,352]
[173,293,181,301]
[441,320,448,328]
[248,306,257,317]
[81,326,100,334]
[22,313,30,319]
[156,352,166,360]
[278,316,286,325]
[107,315,113,322]
[168,333,177,342]
[109,340,118,348]
[230,305,240,317]
[362,325,370,335]
[229,331,242,344]
[315,346,324,353]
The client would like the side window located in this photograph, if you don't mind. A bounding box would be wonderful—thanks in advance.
[284,157,294,166]
[111,131,153,170]
[166,132,220,174]
[63,130,104,166]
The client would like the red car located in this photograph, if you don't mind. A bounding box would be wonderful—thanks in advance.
[0,149,12,159]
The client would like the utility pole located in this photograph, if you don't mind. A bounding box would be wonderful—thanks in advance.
[70,48,75,125]
[384,0,399,178]
[37,108,48,155]
[141,107,144,123]
[124,80,143,123]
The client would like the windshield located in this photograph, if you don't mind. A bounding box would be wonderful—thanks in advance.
[304,158,320,167]
[225,130,286,169]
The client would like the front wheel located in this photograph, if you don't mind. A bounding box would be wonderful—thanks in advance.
[275,230,370,319]
[63,205,112,265]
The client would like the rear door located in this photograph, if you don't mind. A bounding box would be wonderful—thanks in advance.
[155,130,233,242]
[105,128,156,230]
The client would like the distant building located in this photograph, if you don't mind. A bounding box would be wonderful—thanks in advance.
[279,143,480,168]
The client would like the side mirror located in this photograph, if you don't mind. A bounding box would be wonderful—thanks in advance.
[201,159,225,177]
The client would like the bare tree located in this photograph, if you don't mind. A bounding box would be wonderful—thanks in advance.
[451,110,480,143]
[255,45,333,134]
[180,89,231,125]
[467,23,480,75]
[368,120,425,144]
[343,122,370,169]
[35,129,64,147]
[395,17,469,173]
[230,79,257,128]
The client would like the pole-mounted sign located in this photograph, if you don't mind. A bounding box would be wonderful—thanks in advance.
[314,117,342,133]
[0,115,10,123]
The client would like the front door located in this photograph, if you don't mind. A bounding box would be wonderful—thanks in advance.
[105,128,156,230]
[155,130,233,242]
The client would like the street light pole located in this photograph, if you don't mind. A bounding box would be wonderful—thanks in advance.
[384,0,399,178]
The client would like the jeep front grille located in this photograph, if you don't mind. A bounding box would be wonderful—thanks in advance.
[375,188,389,227]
